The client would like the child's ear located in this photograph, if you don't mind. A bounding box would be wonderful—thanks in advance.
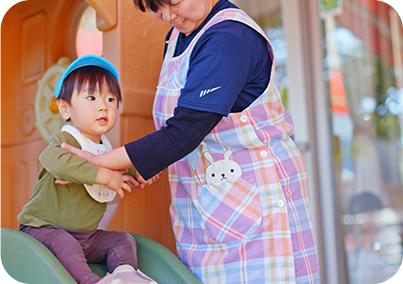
[56,99,71,121]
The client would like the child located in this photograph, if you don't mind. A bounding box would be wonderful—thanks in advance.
[18,55,156,284]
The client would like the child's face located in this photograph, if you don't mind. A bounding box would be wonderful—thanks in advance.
[60,80,118,143]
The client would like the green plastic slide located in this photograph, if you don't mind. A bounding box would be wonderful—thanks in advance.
[1,228,202,284]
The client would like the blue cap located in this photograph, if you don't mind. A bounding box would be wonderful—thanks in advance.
[54,55,119,98]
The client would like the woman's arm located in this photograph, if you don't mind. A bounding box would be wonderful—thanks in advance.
[63,145,134,170]
[62,107,223,181]
[44,132,133,197]
[124,107,223,180]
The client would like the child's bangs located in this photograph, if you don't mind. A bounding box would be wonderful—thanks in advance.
[74,66,121,101]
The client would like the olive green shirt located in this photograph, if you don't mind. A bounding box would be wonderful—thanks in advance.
[18,131,135,231]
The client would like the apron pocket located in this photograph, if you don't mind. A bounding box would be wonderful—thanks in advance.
[197,177,262,244]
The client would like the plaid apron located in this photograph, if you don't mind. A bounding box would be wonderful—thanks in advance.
[153,8,319,284]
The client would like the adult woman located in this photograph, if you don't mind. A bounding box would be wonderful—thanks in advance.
[63,0,319,282]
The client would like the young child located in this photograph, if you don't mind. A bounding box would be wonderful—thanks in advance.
[17,55,156,284]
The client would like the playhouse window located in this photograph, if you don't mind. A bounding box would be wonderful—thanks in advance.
[76,6,102,57]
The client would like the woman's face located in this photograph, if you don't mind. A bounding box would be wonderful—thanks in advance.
[150,0,219,36]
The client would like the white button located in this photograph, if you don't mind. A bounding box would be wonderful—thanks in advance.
[278,200,285,207]
[240,115,248,122]
[260,151,268,158]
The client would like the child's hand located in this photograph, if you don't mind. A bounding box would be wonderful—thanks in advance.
[135,170,164,188]
[103,169,133,199]
[96,168,133,199]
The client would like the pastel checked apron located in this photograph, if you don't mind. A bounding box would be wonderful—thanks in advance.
[153,8,319,284]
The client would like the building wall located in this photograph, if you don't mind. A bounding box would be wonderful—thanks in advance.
[1,0,79,229]
[1,0,175,252]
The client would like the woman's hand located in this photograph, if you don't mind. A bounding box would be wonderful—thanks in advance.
[61,143,98,164]
[135,170,164,188]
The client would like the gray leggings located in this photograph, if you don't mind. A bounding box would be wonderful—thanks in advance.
[19,225,137,284]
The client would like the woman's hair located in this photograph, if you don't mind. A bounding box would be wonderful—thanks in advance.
[133,0,170,12]
[58,65,122,106]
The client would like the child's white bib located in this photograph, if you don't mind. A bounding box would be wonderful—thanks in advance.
[61,125,116,203]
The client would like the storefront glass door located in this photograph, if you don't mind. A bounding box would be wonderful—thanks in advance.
[232,0,288,106]
[322,1,403,283]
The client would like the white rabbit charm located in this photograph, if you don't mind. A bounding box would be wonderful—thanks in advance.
[203,150,243,184]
